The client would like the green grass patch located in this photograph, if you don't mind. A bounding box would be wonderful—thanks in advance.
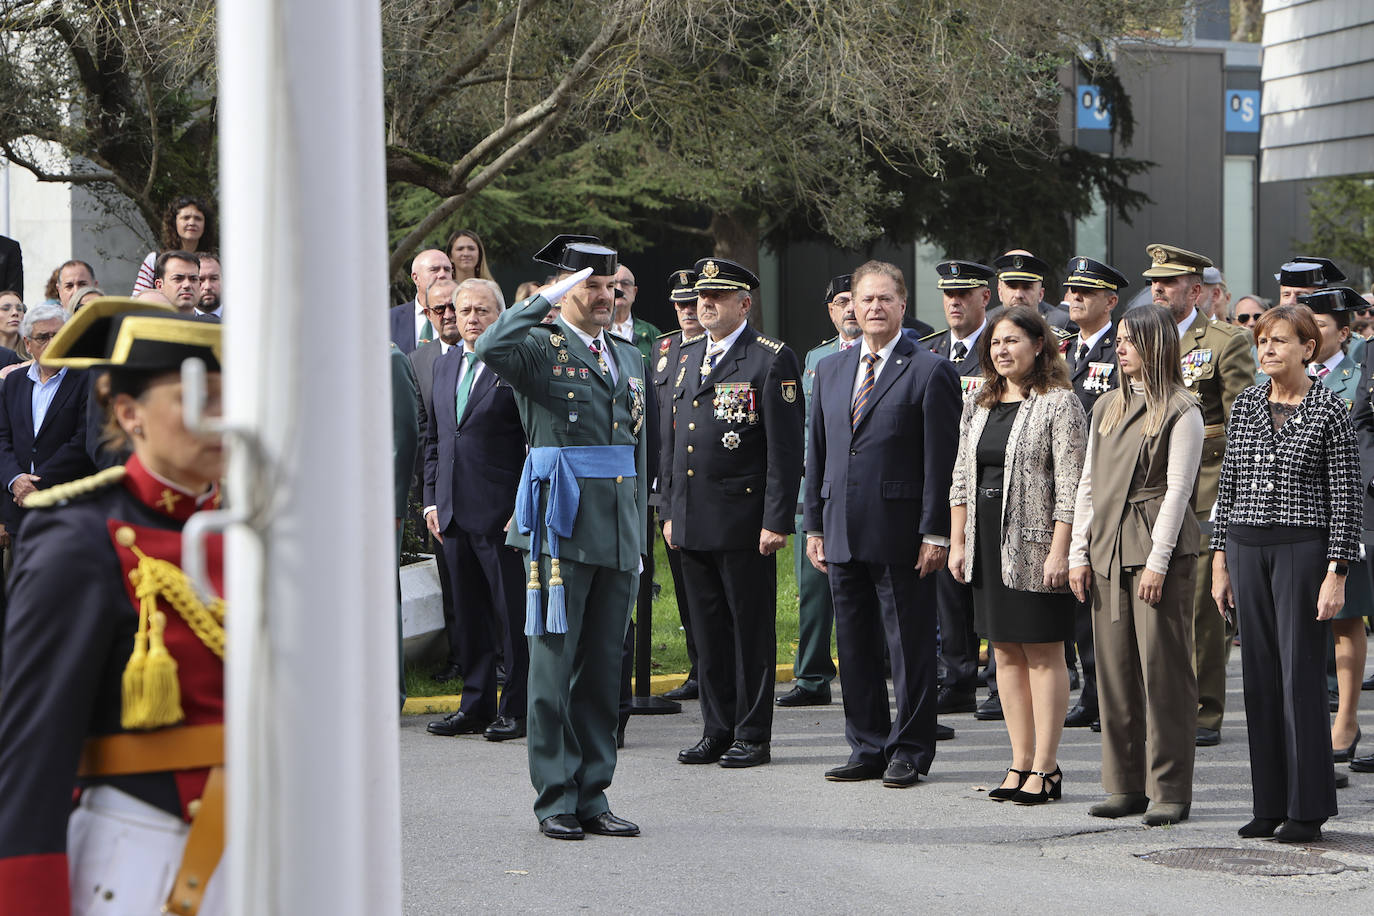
[404,533,818,697]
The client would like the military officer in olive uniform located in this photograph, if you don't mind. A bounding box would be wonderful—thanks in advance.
[663,257,805,769]
[475,235,648,841]
[778,275,859,709]
[1059,257,1130,729]
[653,269,703,700]
[1142,243,1255,747]
[921,260,996,718]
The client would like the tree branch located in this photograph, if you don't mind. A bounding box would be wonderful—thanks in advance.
[1,141,117,186]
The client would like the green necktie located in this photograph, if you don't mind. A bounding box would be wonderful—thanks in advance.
[419,316,436,345]
[454,352,477,422]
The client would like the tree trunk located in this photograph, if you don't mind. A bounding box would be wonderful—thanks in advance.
[708,210,760,272]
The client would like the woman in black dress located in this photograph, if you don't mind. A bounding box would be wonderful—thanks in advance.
[950,307,1086,804]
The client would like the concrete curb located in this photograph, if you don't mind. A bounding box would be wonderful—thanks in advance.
[401,661,809,716]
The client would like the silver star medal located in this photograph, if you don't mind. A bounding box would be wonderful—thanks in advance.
[721,430,741,450]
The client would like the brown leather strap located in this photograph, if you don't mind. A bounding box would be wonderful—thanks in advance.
[164,765,225,916]
[77,724,224,778]
[1203,423,1225,440]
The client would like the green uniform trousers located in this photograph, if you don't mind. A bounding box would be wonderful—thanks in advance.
[526,555,636,821]
[792,514,836,693]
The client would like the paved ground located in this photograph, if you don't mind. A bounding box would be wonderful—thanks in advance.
[400,658,1374,914]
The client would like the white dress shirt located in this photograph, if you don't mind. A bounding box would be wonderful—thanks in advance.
[567,324,618,384]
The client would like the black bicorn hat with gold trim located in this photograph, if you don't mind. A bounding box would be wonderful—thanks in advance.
[669,268,699,302]
[41,296,221,372]
[993,252,1050,283]
[936,260,995,290]
[694,257,759,292]
[1064,256,1129,291]
[532,234,619,276]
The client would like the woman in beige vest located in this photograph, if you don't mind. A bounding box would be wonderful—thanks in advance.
[950,306,1086,805]
[1069,304,1203,827]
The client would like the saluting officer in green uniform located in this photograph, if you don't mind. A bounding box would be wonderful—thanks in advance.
[1140,243,1255,747]
[475,235,649,841]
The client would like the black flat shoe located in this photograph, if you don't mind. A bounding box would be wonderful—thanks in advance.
[1012,766,1062,805]
[1064,704,1098,728]
[580,811,640,837]
[974,693,1003,721]
[719,740,770,768]
[678,735,731,764]
[1273,819,1323,844]
[881,759,920,788]
[1363,672,1374,691]
[483,716,526,741]
[1195,727,1220,747]
[937,687,977,714]
[1351,752,1374,773]
[662,679,699,700]
[776,685,831,707]
[1238,817,1283,838]
[1333,725,1361,763]
[426,711,490,736]
[1089,792,1149,818]
[988,767,1030,802]
[539,814,584,840]
[936,722,956,741]
[825,761,885,782]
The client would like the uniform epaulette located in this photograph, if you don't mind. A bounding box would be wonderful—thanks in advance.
[682,332,706,346]
[1209,320,1248,339]
[1051,326,1074,343]
[656,330,677,340]
[754,334,783,352]
[919,329,946,343]
[24,466,127,510]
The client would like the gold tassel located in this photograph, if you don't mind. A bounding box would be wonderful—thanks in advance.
[549,558,563,587]
[527,560,541,591]
[140,611,182,727]
[121,590,150,728]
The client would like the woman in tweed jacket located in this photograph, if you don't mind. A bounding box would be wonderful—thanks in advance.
[949,306,1087,805]
[1212,304,1362,844]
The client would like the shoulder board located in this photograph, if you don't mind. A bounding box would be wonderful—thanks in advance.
[24,466,128,510]
[607,331,631,345]
[1051,327,1074,343]
[754,334,782,351]
[818,334,838,347]
[656,330,677,340]
[919,330,945,343]
[682,333,706,346]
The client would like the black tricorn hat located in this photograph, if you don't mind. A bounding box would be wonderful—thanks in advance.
[824,275,853,304]
[1291,255,1347,283]
[532,234,618,276]
[41,297,221,372]
[1298,287,1366,315]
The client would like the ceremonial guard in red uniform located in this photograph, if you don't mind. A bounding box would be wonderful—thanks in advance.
[0,298,227,916]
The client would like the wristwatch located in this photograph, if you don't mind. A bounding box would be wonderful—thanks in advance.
[1328,561,1349,577]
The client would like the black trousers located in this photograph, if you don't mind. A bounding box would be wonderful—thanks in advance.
[1071,592,1097,709]
[442,525,529,721]
[1226,532,1337,822]
[936,567,980,693]
[831,560,938,772]
[680,547,776,742]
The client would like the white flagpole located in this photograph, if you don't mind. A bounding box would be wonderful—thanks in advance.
[216,1,401,912]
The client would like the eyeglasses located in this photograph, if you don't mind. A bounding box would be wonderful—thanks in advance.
[428,303,458,314]
[29,331,58,344]
[1235,313,1260,324]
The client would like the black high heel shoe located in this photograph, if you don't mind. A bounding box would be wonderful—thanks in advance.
[988,767,1030,802]
[1012,766,1063,805]
[1333,725,1360,763]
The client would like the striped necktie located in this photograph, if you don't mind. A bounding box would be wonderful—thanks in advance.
[851,353,879,430]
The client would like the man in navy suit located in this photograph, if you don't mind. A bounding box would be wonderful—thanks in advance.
[389,249,454,354]
[804,260,961,787]
[422,278,530,742]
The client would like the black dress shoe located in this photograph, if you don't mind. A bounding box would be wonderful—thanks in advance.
[936,722,956,741]
[1068,668,1081,691]
[427,711,490,736]
[776,685,831,707]
[882,759,920,788]
[937,687,977,715]
[580,811,640,837]
[483,716,526,741]
[1195,727,1220,747]
[432,663,462,683]
[1064,704,1098,728]
[1274,819,1324,844]
[1090,719,1101,733]
[678,735,731,764]
[1335,771,1349,789]
[539,814,584,840]
[1350,752,1374,773]
[825,761,884,782]
[719,740,770,768]
[662,679,699,701]
[1364,673,1374,691]
[974,692,1003,721]
[1238,816,1283,838]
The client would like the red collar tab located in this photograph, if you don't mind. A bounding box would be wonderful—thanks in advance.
[122,455,220,522]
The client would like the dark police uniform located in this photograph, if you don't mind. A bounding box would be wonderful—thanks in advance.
[989,251,1076,332]
[0,300,227,915]
[1060,257,1129,726]
[663,258,804,765]
[651,269,702,688]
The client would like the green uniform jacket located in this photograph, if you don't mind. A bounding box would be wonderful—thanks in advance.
[622,317,663,363]
[476,296,648,572]
[1180,309,1254,516]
